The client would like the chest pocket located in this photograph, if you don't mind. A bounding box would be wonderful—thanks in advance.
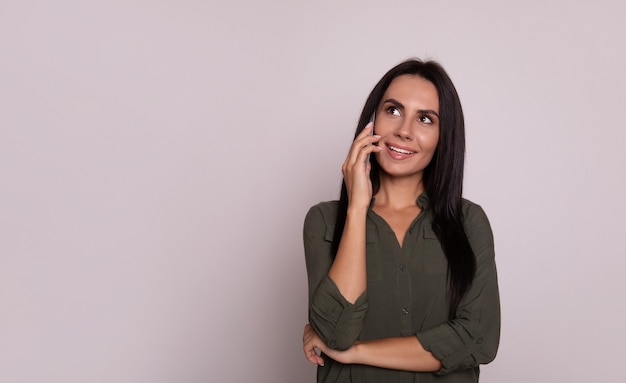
[422,226,448,274]
[323,223,382,281]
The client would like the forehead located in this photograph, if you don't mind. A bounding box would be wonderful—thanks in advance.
[383,74,439,112]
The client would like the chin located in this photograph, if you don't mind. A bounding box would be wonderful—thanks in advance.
[378,160,428,177]
[378,166,426,179]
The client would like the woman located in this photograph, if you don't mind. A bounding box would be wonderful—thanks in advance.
[302,59,500,382]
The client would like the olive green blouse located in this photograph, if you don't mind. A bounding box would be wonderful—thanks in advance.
[303,195,500,382]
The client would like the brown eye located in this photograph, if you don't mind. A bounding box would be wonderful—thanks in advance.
[387,106,401,116]
[418,115,433,124]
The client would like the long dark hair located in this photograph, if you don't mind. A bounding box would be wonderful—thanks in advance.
[331,59,476,318]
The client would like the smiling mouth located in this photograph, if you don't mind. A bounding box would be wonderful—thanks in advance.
[388,145,417,155]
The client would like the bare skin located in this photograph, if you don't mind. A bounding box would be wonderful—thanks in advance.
[371,174,424,247]
[304,75,443,372]
[303,324,440,371]
[326,122,382,304]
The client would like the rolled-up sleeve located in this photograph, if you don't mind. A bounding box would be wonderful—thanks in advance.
[415,203,500,374]
[303,203,368,350]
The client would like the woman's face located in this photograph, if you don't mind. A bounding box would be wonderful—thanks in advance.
[373,74,440,179]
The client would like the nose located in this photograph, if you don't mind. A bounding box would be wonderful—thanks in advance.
[394,118,413,141]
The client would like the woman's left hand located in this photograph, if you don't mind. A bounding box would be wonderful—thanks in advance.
[303,324,355,366]
[303,324,326,366]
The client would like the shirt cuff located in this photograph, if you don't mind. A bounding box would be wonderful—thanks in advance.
[416,323,479,375]
[309,275,368,350]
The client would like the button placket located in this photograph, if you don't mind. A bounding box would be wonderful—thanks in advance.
[397,239,412,335]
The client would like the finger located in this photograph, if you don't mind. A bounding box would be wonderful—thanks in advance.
[304,348,318,365]
[344,123,377,162]
[314,352,325,366]
[345,135,381,169]
[307,346,325,366]
[302,324,326,366]
[351,129,380,154]
[305,349,325,366]
[350,140,382,168]
[355,122,374,139]
[303,339,324,366]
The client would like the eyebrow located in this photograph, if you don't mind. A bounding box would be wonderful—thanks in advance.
[382,98,440,118]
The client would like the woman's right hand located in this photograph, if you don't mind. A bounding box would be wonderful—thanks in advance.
[342,122,381,210]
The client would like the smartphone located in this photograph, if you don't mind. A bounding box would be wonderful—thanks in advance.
[366,111,376,163]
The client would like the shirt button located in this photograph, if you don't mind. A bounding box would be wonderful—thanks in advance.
[476,337,483,344]
[399,264,406,271]
[328,339,337,348]
[401,307,410,315]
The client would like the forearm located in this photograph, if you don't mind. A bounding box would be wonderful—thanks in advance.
[304,203,368,351]
[327,207,368,303]
[349,336,441,372]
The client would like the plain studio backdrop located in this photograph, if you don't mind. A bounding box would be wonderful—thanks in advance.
[1,1,624,382]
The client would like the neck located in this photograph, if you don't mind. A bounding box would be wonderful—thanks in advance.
[374,172,424,210]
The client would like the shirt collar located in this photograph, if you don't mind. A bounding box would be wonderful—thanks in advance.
[369,191,430,209]
[417,191,429,209]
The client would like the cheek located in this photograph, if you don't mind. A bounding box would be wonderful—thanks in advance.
[430,134,440,151]
[421,130,440,152]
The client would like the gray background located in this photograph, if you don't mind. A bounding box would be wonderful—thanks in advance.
[1,0,625,382]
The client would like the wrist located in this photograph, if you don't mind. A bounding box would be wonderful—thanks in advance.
[348,341,364,365]
[346,204,369,217]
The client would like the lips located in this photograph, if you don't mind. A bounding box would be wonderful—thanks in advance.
[387,144,417,155]
[384,143,418,161]
[387,143,417,159]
